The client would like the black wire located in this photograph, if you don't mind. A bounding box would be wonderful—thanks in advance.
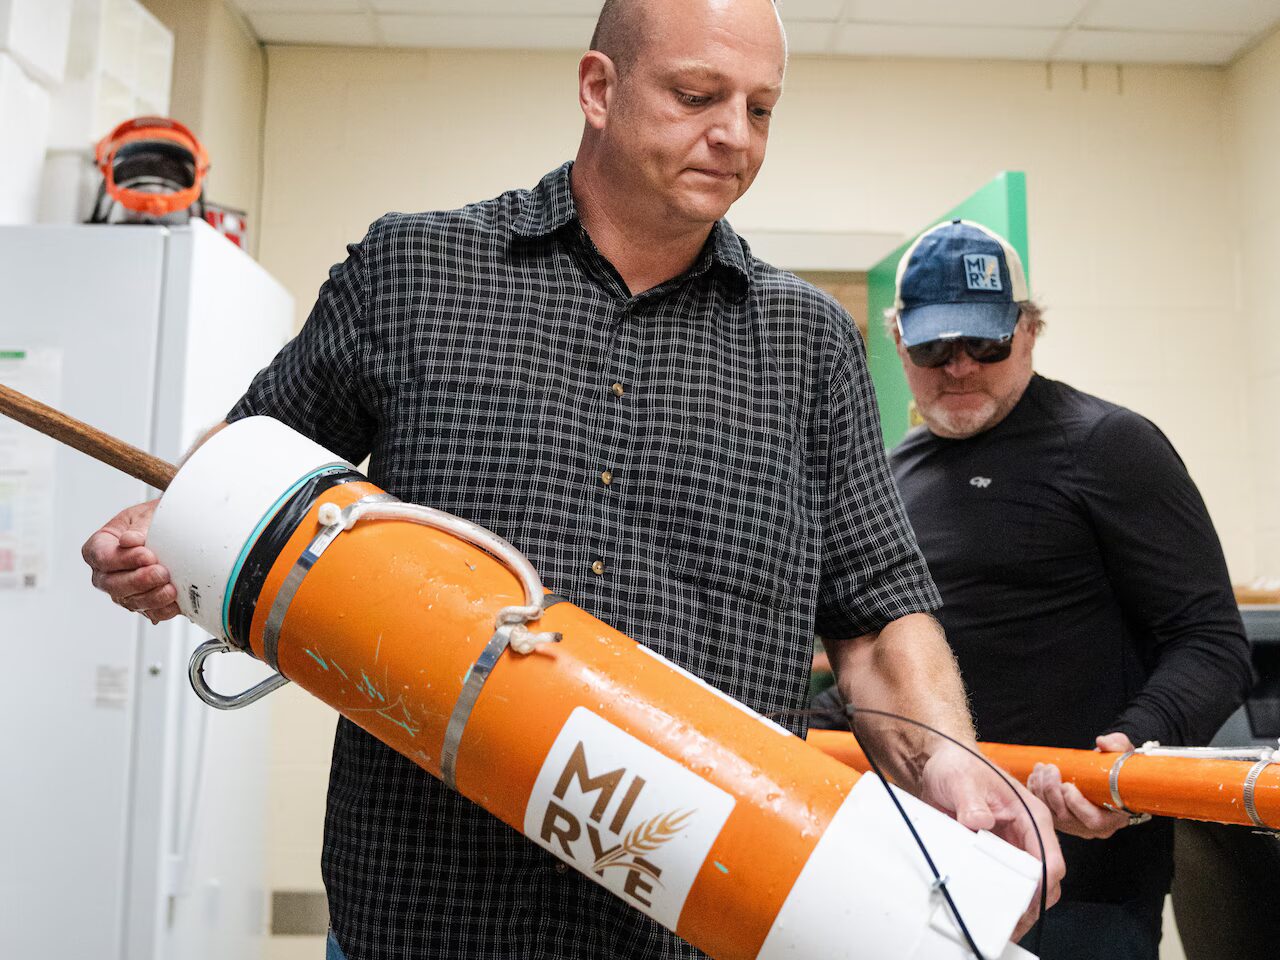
[774,704,1049,959]
[844,701,1044,957]
[843,706,988,959]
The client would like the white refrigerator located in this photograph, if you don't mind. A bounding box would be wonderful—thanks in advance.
[0,220,292,959]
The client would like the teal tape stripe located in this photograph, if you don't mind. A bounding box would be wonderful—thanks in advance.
[220,464,349,639]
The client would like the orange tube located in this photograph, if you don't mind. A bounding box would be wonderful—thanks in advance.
[244,480,859,959]
[807,729,1280,830]
[150,418,1044,959]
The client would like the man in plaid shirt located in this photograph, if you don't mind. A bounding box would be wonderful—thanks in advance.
[83,0,1062,956]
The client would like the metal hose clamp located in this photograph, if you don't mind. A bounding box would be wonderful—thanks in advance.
[1243,756,1277,831]
[1105,750,1150,826]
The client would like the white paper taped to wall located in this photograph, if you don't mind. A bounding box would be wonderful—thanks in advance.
[0,347,60,589]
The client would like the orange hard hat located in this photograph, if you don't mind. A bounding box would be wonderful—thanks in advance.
[93,116,210,219]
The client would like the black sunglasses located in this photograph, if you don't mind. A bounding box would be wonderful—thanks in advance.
[906,336,1013,369]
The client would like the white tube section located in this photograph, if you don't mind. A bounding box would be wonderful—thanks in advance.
[147,416,350,639]
[756,776,1041,960]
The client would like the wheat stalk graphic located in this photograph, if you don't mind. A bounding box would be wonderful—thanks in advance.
[592,808,695,877]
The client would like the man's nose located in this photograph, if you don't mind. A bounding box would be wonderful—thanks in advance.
[709,100,750,151]
[943,345,980,378]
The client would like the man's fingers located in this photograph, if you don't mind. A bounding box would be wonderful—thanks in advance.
[94,564,172,603]
[81,499,161,573]
[1095,732,1135,753]
[115,581,178,614]
[118,529,148,549]
[952,784,997,831]
[1061,783,1127,837]
[1030,763,1071,822]
[1012,905,1042,943]
[82,533,156,574]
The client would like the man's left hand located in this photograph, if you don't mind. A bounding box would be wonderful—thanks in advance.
[1026,732,1137,840]
[920,741,1065,941]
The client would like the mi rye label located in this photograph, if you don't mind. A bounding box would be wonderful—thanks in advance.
[524,707,736,929]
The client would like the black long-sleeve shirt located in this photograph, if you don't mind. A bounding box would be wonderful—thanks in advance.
[887,374,1253,906]
[891,374,1251,752]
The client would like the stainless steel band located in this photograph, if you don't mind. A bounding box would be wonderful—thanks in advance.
[440,594,567,792]
[258,493,560,790]
[262,493,400,671]
[441,624,516,792]
[1108,750,1138,814]
[1242,757,1277,830]
[1106,750,1154,826]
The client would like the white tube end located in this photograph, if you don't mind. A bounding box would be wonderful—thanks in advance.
[147,417,353,639]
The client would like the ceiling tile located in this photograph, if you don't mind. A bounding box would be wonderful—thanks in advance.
[375,14,597,49]
[835,22,1059,60]
[847,0,1088,29]
[783,20,837,55]
[231,0,362,12]
[370,0,603,13]
[247,12,379,45]
[1055,28,1253,65]
[1082,0,1280,36]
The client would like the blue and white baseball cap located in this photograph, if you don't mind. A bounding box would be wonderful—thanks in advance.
[893,219,1029,347]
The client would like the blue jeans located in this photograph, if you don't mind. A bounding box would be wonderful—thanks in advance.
[326,931,348,960]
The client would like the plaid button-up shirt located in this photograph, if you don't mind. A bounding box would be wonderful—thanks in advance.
[229,163,939,960]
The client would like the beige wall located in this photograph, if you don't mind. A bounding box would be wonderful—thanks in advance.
[259,46,1256,579]
[1226,28,1280,579]
[140,0,265,253]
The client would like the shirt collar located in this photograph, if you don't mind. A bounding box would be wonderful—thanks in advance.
[512,162,753,297]
[510,162,578,240]
[706,219,751,297]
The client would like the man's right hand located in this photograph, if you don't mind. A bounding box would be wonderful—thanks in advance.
[81,498,180,624]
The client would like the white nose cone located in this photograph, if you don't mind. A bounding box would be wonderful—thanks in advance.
[147,416,352,639]
[756,776,1041,960]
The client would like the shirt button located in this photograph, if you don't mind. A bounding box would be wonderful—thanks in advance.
[555,862,569,875]
[600,470,613,486]
[611,382,625,398]
[591,559,605,576]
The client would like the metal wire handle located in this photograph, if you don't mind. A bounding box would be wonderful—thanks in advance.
[188,497,558,710]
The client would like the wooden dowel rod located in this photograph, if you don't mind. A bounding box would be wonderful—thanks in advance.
[0,382,177,491]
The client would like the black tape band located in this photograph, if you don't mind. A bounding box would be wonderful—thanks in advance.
[225,469,366,651]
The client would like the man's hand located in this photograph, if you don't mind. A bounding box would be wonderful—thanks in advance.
[81,499,179,624]
[1027,732,1136,840]
[921,741,1065,941]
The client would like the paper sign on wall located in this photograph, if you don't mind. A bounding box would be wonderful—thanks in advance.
[0,348,60,590]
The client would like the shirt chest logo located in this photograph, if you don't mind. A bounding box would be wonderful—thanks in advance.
[969,476,993,489]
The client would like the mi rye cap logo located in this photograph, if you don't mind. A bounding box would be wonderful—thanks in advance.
[525,707,736,929]
[963,254,1002,291]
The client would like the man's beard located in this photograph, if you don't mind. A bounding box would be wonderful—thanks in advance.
[919,390,1017,440]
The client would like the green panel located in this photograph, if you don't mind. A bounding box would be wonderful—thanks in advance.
[865,171,1030,448]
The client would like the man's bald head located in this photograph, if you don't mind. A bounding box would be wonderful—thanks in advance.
[589,0,649,77]
[590,0,779,77]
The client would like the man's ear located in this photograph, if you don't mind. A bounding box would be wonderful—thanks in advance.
[579,51,617,130]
